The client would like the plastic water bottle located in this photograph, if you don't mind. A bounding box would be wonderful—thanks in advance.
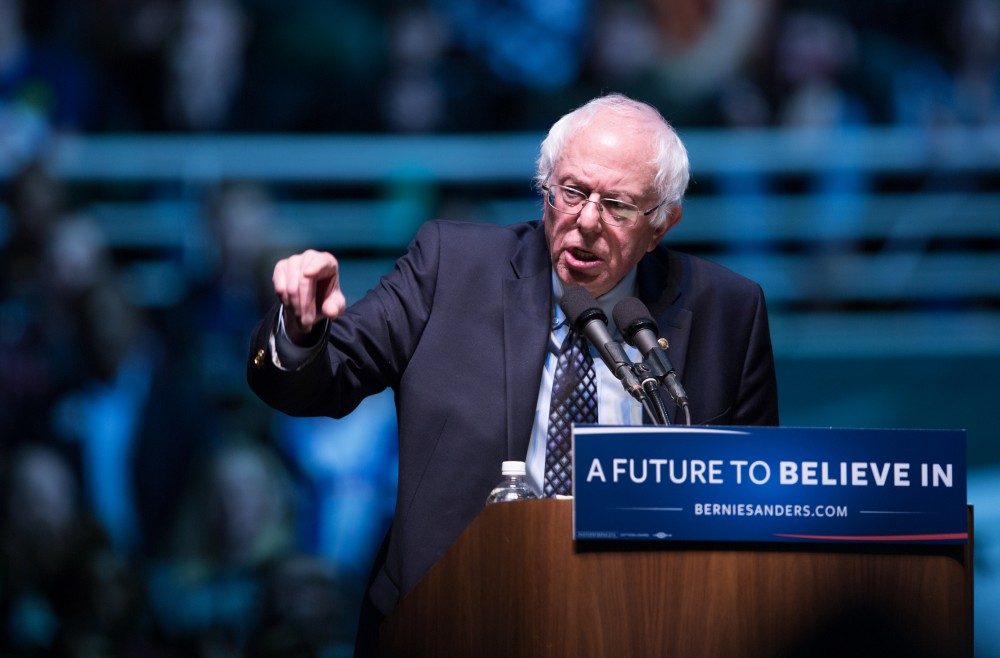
[485,461,537,504]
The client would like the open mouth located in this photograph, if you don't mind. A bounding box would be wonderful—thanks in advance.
[570,248,600,263]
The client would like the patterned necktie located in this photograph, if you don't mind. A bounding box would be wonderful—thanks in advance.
[544,328,598,497]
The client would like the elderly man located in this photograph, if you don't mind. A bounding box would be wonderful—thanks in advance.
[247,93,779,653]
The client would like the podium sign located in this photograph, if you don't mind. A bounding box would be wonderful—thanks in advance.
[572,426,967,544]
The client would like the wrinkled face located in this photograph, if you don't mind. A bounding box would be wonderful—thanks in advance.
[544,112,675,298]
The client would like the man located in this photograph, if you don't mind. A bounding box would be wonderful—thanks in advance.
[247,93,779,651]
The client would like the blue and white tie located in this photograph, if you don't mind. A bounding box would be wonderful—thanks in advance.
[544,329,598,497]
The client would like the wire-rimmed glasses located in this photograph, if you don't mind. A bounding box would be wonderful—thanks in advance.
[543,184,665,227]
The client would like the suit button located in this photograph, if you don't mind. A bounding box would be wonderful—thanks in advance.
[253,348,265,368]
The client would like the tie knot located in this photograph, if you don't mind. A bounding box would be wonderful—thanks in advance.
[563,327,587,353]
[565,329,594,370]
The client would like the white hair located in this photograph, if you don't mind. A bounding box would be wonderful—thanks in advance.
[534,93,690,228]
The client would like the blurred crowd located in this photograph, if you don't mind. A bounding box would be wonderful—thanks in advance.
[1,0,999,655]
[0,159,396,656]
[1,0,998,142]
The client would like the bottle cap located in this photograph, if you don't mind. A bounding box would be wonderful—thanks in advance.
[501,460,527,476]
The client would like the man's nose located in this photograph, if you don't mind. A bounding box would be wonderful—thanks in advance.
[576,196,604,232]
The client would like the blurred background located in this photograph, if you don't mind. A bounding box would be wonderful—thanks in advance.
[0,0,997,655]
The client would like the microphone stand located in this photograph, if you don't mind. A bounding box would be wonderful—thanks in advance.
[638,378,668,425]
[634,353,692,426]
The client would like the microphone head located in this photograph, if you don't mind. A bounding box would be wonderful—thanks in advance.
[612,297,658,345]
[560,286,606,329]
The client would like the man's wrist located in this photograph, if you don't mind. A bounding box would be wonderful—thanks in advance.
[274,309,328,370]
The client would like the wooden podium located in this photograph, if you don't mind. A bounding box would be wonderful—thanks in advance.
[380,499,972,657]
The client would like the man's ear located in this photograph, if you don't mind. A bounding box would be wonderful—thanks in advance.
[648,206,682,251]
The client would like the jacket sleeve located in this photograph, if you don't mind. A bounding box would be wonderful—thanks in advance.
[246,221,443,419]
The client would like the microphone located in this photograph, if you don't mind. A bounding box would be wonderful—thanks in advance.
[612,297,690,411]
[559,287,647,403]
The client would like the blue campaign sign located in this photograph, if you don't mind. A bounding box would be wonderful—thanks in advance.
[572,426,967,544]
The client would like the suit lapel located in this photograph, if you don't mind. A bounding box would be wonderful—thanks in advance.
[503,223,552,461]
[638,247,693,421]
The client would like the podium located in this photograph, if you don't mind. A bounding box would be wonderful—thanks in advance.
[380,499,972,657]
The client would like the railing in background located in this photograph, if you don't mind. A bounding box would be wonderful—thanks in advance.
[14,126,1000,181]
[4,127,996,360]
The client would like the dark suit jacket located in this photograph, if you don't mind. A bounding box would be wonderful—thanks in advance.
[247,219,778,619]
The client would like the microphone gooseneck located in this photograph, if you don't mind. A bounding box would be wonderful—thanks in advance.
[613,297,691,425]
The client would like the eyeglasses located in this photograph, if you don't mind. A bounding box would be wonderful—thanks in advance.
[542,184,666,228]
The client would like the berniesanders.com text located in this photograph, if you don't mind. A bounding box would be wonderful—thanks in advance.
[693,503,848,518]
